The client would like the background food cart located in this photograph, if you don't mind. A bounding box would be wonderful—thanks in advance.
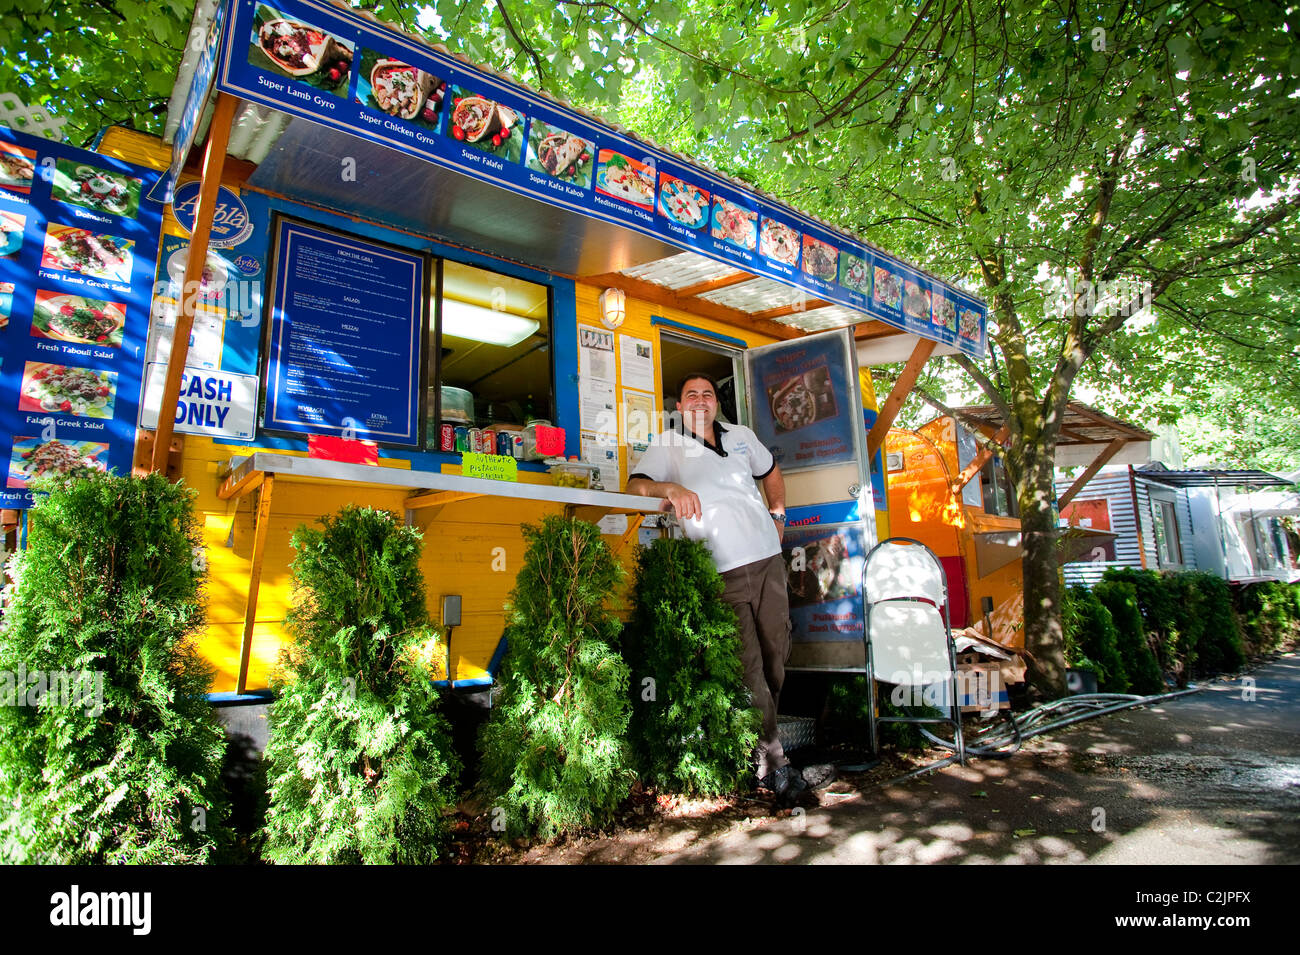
[883,402,1155,646]
[85,0,989,697]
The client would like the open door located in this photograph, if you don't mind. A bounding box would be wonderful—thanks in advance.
[745,328,876,671]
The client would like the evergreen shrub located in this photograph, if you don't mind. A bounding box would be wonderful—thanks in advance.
[1102,567,1177,674]
[477,516,634,838]
[622,536,760,795]
[0,472,228,863]
[262,506,459,864]
[1064,585,1128,692]
[1233,581,1300,657]
[1093,579,1165,694]
[1162,572,1204,684]
[1178,572,1244,676]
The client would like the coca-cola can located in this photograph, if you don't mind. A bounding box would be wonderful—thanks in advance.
[467,428,483,453]
[439,423,455,452]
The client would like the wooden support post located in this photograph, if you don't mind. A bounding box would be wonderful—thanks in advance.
[867,338,936,458]
[565,504,617,523]
[217,467,264,502]
[1058,437,1128,509]
[405,490,483,510]
[236,473,274,696]
[612,514,644,555]
[951,426,1011,493]
[151,92,240,474]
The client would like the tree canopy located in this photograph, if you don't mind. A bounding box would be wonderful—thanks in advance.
[0,1,194,146]
[446,0,1300,687]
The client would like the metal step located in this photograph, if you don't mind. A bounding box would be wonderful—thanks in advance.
[778,714,817,753]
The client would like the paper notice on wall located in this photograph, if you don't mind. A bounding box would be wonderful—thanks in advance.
[147,300,226,370]
[597,513,629,535]
[579,325,615,383]
[618,334,655,393]
[627,441,649,473]
[582,431,621,490]
[579,376,617,436]
[622,388,656,445]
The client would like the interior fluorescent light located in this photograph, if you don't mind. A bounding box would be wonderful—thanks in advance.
[441,298,540,347]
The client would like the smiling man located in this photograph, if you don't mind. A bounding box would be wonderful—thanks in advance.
[626,372,806,803]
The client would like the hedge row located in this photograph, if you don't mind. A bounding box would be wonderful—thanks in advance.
[1064,567,1299,691]
[0,478,758,861]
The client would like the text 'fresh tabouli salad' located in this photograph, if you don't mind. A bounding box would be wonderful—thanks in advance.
[33,292,125,345]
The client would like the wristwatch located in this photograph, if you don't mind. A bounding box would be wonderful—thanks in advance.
[769,512,787,524]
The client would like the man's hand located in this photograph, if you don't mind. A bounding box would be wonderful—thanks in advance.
[626,477,702,521]
[663,483,703,521]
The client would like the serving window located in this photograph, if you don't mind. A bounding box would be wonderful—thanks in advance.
[980,455,1019,518]
[427,259,554,447]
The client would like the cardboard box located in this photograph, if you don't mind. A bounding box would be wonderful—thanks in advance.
[955,662,1009,713]
[956,650,1027,687]
[920,663,1010,713]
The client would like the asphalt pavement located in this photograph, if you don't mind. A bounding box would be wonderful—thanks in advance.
[649,652,1300,864]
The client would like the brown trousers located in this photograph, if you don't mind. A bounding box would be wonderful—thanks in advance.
[720,553,791,779]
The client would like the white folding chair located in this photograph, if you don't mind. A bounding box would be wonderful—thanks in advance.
[862,537,965,764]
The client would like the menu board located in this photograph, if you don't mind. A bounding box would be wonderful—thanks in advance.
[747,332,859,472]
[0,125,162,509]
[213,0,987,357]
[264,219,423,445]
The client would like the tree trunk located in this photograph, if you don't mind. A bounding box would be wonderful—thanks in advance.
[1018,456,1068,698]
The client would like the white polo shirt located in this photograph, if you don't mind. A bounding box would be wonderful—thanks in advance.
[630,421,781,573]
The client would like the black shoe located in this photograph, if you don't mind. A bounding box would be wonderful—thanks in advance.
[760,765,806,806]
[786,766,810,792]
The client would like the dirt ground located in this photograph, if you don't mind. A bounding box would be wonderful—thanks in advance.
[450,649,1300,865]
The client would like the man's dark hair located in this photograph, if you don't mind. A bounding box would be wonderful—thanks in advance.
[676,372,721,401]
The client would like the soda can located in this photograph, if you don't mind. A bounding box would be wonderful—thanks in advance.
[480,428,496,455]
[439,423,455,452]
[454,426,471,452]
[511,432,524,458]
[468,428,483,453]
[496,431,513,456]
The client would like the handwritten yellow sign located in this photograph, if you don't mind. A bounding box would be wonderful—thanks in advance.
[463,452,519,482]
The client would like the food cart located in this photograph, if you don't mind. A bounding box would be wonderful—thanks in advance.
[5,0,992,697]
[884,403,1155,645]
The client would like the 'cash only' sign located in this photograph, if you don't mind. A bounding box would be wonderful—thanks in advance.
[139,364,258,440]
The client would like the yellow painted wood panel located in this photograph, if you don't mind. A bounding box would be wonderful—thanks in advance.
[177,280,754,690]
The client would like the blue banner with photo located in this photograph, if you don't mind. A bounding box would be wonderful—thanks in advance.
[0,125,162,508]
[748,332,859,471]
[213,0,987,356]
[784,521,868,645]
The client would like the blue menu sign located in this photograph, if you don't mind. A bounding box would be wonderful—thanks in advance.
[213,0,988,357]
[265,219,423,445]
[0,125,162,509]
